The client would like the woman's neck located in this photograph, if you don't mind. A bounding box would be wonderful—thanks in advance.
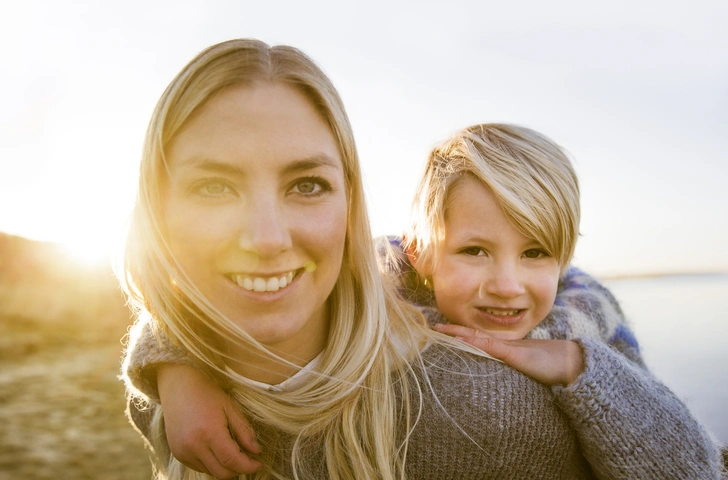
[223,318,329,384]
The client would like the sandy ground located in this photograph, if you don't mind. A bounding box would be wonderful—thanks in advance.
[0,315,153,479]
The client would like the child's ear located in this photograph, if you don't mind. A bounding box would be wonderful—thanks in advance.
[403,241,432,278]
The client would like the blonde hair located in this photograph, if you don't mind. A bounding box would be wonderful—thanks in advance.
[119,38,449,479]
[404,123,580,276]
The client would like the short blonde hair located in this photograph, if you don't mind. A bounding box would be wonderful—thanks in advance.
[405,123,580,275]
[120,39,438,479]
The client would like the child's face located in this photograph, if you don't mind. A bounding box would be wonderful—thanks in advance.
[429,176,560,340]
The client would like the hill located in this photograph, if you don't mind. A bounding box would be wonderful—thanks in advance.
[0,233,152,478]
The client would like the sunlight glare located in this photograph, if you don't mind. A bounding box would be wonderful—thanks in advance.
[57,232,116,267]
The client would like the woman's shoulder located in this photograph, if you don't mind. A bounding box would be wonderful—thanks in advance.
[418,342,549,396]
[406,344,593,478]
[415,343,563,419]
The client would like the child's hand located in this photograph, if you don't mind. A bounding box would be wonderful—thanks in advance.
[433,324,585,386]
[158,364,263,478]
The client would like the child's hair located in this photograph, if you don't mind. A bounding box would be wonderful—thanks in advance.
[404,123,580,276]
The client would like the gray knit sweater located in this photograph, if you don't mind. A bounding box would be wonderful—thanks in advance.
[127,334,723,479]
[123,241,724,478]
[406,338,722,479]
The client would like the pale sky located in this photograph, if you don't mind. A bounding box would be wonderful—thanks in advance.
[1,0,726,276]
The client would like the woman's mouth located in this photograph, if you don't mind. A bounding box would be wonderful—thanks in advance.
[230,270,297,292]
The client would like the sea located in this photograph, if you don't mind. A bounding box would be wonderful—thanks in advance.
[602,273,728,445]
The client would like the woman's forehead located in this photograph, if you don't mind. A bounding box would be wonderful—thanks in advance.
[165,83,344,174]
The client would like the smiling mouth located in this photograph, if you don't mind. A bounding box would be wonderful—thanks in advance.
[478,307,524,316]
[230,270,298,293]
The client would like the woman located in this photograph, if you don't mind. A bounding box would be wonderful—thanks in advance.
[120,38,722,479]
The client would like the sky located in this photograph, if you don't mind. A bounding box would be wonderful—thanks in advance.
[0,0,726,277]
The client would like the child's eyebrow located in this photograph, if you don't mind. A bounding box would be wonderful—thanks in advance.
[454,233,491,244]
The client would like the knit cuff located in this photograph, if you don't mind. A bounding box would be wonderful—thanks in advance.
[122,317,197,403]
[553,337,722,479]
[552,337,638,421]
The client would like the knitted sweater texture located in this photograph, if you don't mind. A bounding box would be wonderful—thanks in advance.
[123,237,724,479]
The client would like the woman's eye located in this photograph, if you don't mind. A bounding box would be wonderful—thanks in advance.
[290,177,331,196]
[461,247,485,256]
[296,181,319,194]
[523,249,547,259]
[191,180,234,198]
[202,183,227,195]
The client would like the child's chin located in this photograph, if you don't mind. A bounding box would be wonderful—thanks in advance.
[486,330,528,341]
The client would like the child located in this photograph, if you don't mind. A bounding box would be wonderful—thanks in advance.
[384,123,643,372]
[124,123,721,477]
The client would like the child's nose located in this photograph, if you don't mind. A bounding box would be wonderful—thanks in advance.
[480,262,526,299]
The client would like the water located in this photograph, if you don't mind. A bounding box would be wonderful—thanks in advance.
[603,274,728,445]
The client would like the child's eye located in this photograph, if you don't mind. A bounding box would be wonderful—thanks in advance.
[460,247,486,257]
[523,249,548,259]
[289,176,332,197]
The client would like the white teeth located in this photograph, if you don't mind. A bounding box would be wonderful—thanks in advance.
[234,271,297,292]
[485,308,520,316]
[253,278,267,292]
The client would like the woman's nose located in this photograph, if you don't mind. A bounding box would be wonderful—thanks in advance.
[237,197,292,257]
[480,261,526,299]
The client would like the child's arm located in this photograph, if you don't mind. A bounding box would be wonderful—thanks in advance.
[555,337,723,478]
[434,324,586,385]
[122,315,197,402]
[536,266,645,366]
[157,364,262,477]
[122,316,261,476]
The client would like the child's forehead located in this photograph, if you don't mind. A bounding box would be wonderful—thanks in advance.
[444,174,488,204]
[443,175,496,219]
[442,176,545,246]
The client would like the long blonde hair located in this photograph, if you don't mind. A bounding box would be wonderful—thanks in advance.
[120,38,444,479]
[405,123,580,277]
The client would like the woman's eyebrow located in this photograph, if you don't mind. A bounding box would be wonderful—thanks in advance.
[178,158,245,176]
[175,154,340,176]
[281,154,341,175]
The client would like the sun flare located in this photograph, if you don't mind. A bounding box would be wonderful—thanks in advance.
[57,231,117,267]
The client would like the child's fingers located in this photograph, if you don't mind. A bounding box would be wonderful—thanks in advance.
[433,323,515,362]
[200,404,263,476]
[457,335,517,363]
[433,323,486,338]
[434,323,584,385]
[165,405,261,477]
[459,336,585,386]
[169,435,239,478]
[208,435,263,477]
[226,405,262,455]
[172,448,219,477]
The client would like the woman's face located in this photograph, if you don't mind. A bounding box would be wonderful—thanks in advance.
[162,83,348,364]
